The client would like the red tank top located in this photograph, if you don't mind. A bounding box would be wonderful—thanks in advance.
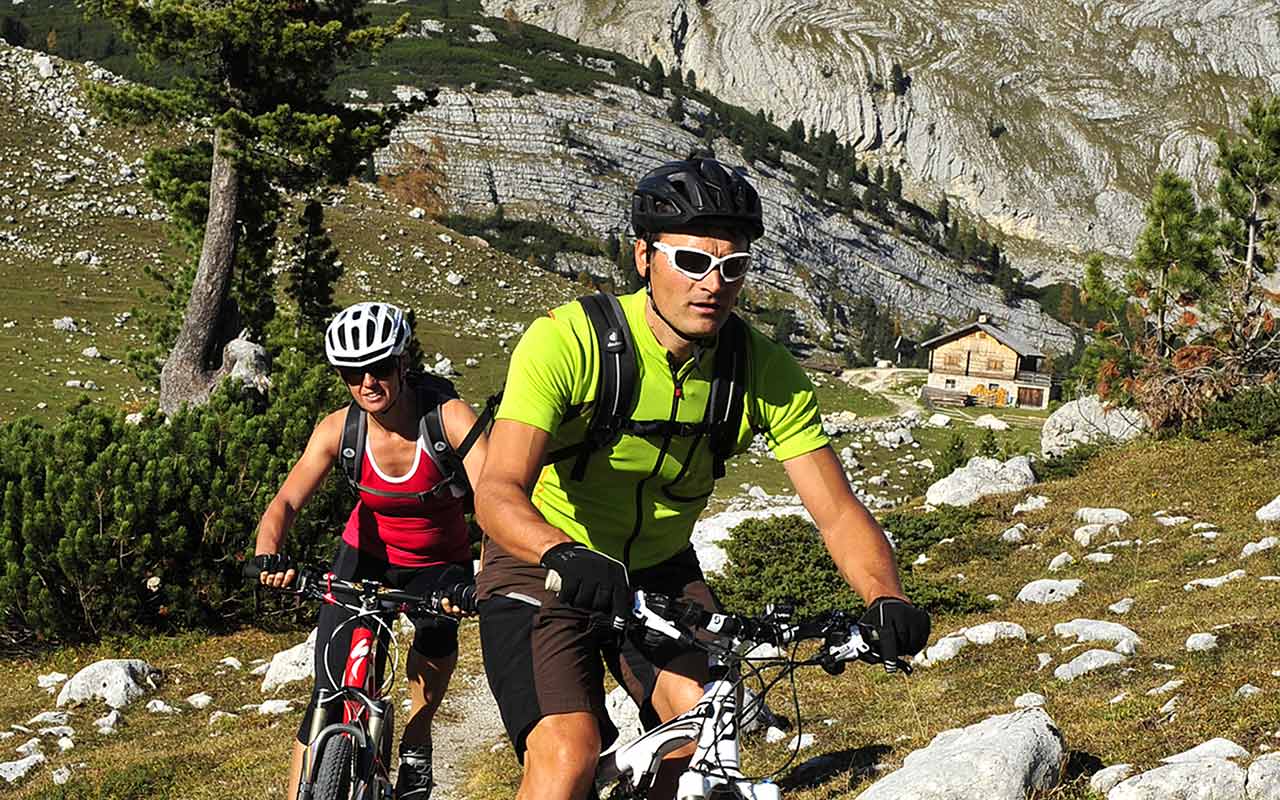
[340,432,470,567]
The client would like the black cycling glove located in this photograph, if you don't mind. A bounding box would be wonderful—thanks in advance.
[253,553,295,575]
[540,542,631,620]
[859,596,931,669]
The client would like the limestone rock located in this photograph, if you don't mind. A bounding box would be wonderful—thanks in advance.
[974,414,1010,431]
[225,338,271,394]
[1109,759,1246,800]
[1075,507,1132,526]
[925,455,1036,507]
[856,708,1065,800]
[1016,579,1083,604]
[1042,397,1147,458]
[1053,619,1140,651]
[1257,495,1280,523]
[1091,764,1134,795]
[57,659,156,709]
[1248,753,1280,800]
[1054,649,1127,681]
[261,629,316,693]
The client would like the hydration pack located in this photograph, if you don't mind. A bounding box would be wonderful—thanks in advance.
[546,293,751,481]
[336,373,494,507]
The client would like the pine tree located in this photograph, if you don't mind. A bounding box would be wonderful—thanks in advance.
[1214,96,1280,359]
[284,200,343,349]
[84,0,412,414]
[666,93,686,124]
[937,195,950,227]
[648,55,665,94]
[1128,171,1218,356]
[788,118,806,148]
[686,69,697,90]
[886,166,903,201]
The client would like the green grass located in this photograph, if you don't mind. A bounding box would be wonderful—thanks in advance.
[463,434,1280,799]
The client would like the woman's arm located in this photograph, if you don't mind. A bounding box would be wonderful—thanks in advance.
[441,398,490,492]
[253,409,344,586]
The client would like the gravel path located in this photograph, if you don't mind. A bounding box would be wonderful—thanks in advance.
[429,665,507,799]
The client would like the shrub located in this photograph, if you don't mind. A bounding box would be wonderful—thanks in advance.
[709,514,991,618]
[1194,385,1280,443]
[0,351,349,641]
[879,506,984,563]
[1032,443,1103,482]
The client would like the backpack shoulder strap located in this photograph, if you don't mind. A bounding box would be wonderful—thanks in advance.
[544,293,638,480]
[708,313,749,479]
[337,400,367,496]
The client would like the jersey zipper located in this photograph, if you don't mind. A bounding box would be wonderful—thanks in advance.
[621,355,694,567]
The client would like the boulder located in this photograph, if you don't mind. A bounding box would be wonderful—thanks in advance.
[1162,738,1248,763]
[1257,495,1280,524]
[857,708,1065,800]
[821,410,861,437]
[1186,633,1219,652]
[925,456,1036,507]
[1041,396,1147,458]
[1053,619,1141,651]
[1108,759,1246,800]
[225,338,270,393]
[261,629,317,693]
[927,413,952,428]
[1012,495,1049,515]
[1248,753,1280,800]
[1075,507,1132,526]
[916,622,1026,667]
[1013,693,1045,708]
[1048,552,1074,571]
[974,414,1010,431]
[57,659,156,709]
[1183,570,1247,591]
[1091,764,1134,795]
[1016,579,1083,604]
[0,752,45,785]
[1054,649,1127,681]
[1241,537,1279,559]
[1108,598,1135,614]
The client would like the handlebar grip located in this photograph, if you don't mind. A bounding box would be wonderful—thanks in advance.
[545,569,562,593]
[243,561,264,579]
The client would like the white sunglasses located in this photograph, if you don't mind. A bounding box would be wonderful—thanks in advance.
[650,241,752,282]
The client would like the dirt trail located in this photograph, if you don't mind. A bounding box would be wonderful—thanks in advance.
[429,658,507,799]
[839,367,925,417]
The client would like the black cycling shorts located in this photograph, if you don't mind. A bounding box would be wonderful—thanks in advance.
[295,542,473,744]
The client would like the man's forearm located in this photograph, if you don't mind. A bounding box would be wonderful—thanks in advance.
[477,480,573,565]
[820,502,907,603]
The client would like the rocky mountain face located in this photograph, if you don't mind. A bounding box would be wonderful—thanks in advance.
[481,0,1280,284]
[380,81,1076,352]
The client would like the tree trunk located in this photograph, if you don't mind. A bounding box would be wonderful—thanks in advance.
[159,128,240,415]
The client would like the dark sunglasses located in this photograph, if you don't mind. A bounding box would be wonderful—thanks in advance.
[651,241,751,282]
[338,357,398,384]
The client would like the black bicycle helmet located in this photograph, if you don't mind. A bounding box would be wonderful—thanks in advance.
[631,158,764,241]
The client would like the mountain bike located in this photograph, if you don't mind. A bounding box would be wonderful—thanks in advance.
[545,572,911,800]
[245,563,478,800]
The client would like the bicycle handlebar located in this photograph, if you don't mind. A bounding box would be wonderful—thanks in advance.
[544,568,910,674]
[244,561,478,617]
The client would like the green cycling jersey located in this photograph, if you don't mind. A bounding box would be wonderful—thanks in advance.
[496,289,830,570]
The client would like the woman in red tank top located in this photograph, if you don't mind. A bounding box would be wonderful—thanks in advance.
[251,302,488,800]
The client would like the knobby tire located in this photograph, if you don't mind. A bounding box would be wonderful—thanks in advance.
[309,734,355,800]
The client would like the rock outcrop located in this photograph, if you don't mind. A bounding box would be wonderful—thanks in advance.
[485,0,1280,282]
[381,84,1076,352]
[1042,396,1148,457]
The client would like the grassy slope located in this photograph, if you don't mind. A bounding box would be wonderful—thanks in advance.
[464,435,1280,799]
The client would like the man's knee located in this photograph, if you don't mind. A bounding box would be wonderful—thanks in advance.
[524,712,600,781]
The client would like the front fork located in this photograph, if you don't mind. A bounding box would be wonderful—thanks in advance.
[676,679,780,800]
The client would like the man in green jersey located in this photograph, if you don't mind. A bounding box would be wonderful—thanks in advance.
[474,157,930,800]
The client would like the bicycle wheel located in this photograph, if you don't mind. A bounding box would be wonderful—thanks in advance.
[309,734,355,800]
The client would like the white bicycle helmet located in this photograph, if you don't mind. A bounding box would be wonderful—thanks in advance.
[325,302,412,367]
